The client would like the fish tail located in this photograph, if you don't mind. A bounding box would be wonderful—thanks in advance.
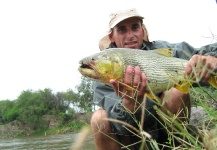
[208,76,217,89]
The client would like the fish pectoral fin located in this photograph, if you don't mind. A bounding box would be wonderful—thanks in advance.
[146,92,155,99]
[146,92,162,102]
[174,82,191,93]
[208,76,217,88]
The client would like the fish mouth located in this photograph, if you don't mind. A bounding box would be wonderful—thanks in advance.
[79,63,92,70]
[78,62,100,79]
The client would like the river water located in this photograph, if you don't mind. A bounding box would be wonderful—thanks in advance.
[0,133,95,150]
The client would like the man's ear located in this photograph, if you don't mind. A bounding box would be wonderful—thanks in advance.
[109,33,114,42]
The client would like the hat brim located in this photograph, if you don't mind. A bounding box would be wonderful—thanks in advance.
[98,34,111,51]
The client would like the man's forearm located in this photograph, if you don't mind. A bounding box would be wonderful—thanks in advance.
[159,88,191,122]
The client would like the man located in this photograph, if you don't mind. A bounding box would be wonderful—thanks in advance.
[91,8,217,150]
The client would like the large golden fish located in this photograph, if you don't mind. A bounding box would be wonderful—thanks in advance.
[78,48,217,98]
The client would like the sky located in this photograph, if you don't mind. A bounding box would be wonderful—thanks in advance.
[0,0,216,100]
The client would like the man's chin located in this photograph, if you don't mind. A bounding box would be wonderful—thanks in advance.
[124,44,137,48]
[124,45,138,49]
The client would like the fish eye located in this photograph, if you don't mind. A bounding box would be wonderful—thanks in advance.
[114,59,119,63]
[102,54,110,59]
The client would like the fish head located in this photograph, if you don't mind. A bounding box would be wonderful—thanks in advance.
[78,50,124,85]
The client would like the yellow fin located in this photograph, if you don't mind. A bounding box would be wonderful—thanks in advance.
[174,82,191,93]
[152,48,174,57]
[208,76,217,88]
[146,92,162,103]
[146,92,155,99]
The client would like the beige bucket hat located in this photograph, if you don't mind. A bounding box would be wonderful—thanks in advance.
[99,8,149,50]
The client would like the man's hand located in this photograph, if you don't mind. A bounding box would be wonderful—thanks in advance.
[185,55,217,82]
[109,65,147,112]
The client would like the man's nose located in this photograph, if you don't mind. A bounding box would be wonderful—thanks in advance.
[126,30,134,38]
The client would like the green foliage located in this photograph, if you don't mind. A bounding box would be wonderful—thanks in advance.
[67,120,86,131]
[75,76,94,112]
[57,111,75,127]
[62,89,78,104]
[4,108,19,122]
[13,90,46,129]
[66,107,76,119]
[190,86,217,128]
[0,100,16,124]
[0,88,73,128]
[190,86,217,107]
[0,77,95,131]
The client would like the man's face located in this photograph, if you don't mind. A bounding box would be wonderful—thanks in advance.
[109,17,144,49]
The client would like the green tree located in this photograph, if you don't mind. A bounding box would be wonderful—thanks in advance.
[76,76,94,112]
[55,92,70,112]
[39,88,72,115]
[39,88,57,114]
[0,87,83,128]
[0,100,17,124]
[62,89,78,105]
[14,89,47,129]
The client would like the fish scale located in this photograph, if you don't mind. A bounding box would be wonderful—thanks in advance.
[112,48,188,93]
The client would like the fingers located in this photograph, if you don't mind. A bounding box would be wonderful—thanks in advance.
[124,65,147,97]
[186,54,216,82]
[133,66,142,88]
[111,65,147,99]
[124,65,143,88]
[185,55,197,76]
[124,65,134,86]
[109,79,119,95]
[133,66,147,96]
[200,62,211,82]
[138,73,147,95]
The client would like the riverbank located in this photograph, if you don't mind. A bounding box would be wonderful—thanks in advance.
[0,113,91,138]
